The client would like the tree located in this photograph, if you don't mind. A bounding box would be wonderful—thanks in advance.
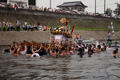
[105,8,112,16]
[114,3,120,16]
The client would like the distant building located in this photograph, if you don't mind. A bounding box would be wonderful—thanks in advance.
[57,1,87,12]
[0,0,36,7]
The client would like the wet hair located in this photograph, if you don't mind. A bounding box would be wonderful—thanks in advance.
[84,47,86,49]
[116,48,118,52]
[103,43,105,46]
[52,49,55,53]
[37,47,39,50]
[27,50,32,54]
[78,48,83,53]
[33,48,36,51]
[11,47,14,51]
[69,47,71,51]
[88,45,92,49]
[56,48,58,53]
[62,47,65,50]
[28,46,31,50]
[97,45,101,49]
[33,55,36,57]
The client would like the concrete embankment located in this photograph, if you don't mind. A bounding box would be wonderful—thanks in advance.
[0,7,120,29]
[0,31,50,45]
[0,31,120,45]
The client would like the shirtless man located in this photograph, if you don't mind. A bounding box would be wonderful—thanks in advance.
[113,48,119,58]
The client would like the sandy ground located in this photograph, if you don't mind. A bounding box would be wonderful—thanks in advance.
[0,30,120,45]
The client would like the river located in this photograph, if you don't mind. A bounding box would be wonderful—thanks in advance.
[0,46,120,80]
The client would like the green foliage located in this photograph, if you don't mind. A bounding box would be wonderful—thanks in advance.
[114,3,120,16]
[105,8,112,16]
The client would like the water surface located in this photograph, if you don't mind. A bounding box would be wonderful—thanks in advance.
[0,46,120,80]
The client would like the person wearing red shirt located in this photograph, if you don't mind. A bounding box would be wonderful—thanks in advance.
[14,4,17,11]
[44,25,47,31]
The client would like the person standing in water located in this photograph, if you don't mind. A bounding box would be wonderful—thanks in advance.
[107,32,112,45]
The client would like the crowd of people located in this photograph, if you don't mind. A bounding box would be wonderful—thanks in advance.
[0,19,49,31]
[0,3,90,15]
[0,2,116,18]
[3,36,119,58]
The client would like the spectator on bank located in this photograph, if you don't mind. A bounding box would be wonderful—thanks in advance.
[44,25,47,31]
[108,26,111,31]
[34,24,38,30]
[31,24,34,31]
[7,21,11,31]
[10,22,14,31]
[40,6,44,11]
[44,7,47,11]
[3,19,6,31]
[24,21,27,31]
[24,5,28,10]
[14,4,17,11]
[7,3,11,11]
[27,23,33,31]
[111,26,114,31]
[50,26,53,31]
[24,21,27,26]
[29,24,33,31]
[39,24,43,31]
[16,20,21,31]
[27,23,30,31]
[22,24,25,30]
[112,30,115,36]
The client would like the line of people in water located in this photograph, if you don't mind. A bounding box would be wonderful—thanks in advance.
[3,37,119,58]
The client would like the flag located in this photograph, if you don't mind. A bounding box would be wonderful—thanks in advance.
[71,25,75,35]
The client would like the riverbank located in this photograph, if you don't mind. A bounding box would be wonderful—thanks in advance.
[0,9,120,30]
[0,31,120,45]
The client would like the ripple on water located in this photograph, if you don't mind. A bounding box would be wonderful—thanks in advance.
[0,47,120,80]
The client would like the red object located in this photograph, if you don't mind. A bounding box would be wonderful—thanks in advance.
[76,34,79,39]
[44,26,47,31]
[21,49,25,51]
[71,25,75,35]
[14,4,17,8]
[66,20,69,23]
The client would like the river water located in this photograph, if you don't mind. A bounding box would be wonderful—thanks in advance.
[0,46,120,80]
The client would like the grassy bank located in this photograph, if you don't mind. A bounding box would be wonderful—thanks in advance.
[74,28,120,31]
[0,13,120,31]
